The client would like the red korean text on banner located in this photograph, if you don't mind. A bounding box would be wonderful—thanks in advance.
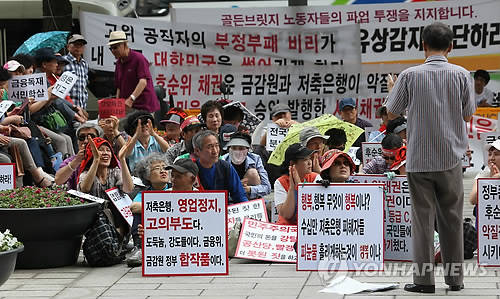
[98,98,126,119]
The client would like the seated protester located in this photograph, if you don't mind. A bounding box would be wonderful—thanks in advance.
[275,143,321,225]
[165,116,204,165]
[221,132,271,200]
[201,100,223,134]
[259,103,298,148]
[386,116,407,142]
[98,116,127,155]
[300,127,328,173]
[55,122,103,189]
[325,128,347,151]
[319,149,356,183]
[475,69,494,107]
[136,158,199,240]
[77,136,133,199]
[126,153,175,268]
[368,106,389,142]
[9,53,36,75]
[338,97,373,148]
[120,111,169,172]
[160,107,187,146]
[193,130,248,203]
[218,123,237,156]
[223,104,244,130]
[362,133,405,175]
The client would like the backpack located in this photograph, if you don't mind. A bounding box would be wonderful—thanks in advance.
[463,217,477,259]
[82,205,127,267]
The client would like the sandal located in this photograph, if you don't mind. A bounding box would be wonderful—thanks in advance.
[35,177,55,188]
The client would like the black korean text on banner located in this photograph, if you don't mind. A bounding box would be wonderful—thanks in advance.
[0,164,16,191]
[105,187,134,227]
[351,175,412,262]
[361,142,383,166]
[227,198,268,231]
[8,73,48,102]
[477,178,500,267]
[142,191,228,276]
[52,71,77,99]
[171,0,500,69]
[235,218,296,263]
[297,183,384,271]
[266,123,289,152]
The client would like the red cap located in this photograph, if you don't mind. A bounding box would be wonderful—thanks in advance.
[180,115,203,131]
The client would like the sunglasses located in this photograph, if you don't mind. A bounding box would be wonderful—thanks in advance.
[109,44,120,51]
[333,160,351,167]
[383,155,396,161]
[78,133,96,141]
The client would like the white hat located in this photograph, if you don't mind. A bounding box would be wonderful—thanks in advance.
[485,139,500,151]
[3,60,25,72]
[107,31,127,46]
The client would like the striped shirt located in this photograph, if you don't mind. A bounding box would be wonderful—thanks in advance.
[386,55,476,172]
[63,53,88,109]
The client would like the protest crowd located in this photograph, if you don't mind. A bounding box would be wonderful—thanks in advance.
[1,13,499,294]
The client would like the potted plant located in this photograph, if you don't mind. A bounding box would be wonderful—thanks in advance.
[0,229,23,287]
[0,186,100,269]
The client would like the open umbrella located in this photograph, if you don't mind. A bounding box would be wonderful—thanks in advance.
[267,114,364,166]
[14,31,70,56]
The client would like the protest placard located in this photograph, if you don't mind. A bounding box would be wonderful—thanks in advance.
[171,0,500,70]
[0,164,15,190]
[0,100,14,119]
[361,142,382,166]
[297,183,384,271]
[105,187,134,227]
[66,189,105,204]
[351,175,412,262]
[477,178,500,266]
[235,218,296,263]
[347,146,361,166]
[51,71,77,99]
[8,73,48,101]
[266,122,288,152]
[142,191,228,276]
[98,98,126,119]
[228,198,268,231]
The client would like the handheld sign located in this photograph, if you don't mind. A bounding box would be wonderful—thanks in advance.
[142,191,228,276]
[297,183,384,271]
[266,123,288,152]
[351,175,412,262]
[67,189,105,204]
[51,71,77,99]
[227,198,268,231]
[235,218,297,263]
[8,73,48,101]
[361,142,382,166]
[105,187,134,227]
[0,164,15,190]
[347,146,361,166]
[98,98,126,119]
[0,101,14,119]
[477,178,500,266]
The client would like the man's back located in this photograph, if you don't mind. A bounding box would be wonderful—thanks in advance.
[387,55,475,172]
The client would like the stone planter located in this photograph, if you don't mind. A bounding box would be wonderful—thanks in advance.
[0,246,23,287]
[0,202,99,269]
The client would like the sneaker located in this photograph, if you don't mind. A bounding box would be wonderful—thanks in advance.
[126,247,142,268]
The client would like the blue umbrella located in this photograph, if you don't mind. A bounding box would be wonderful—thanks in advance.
[14,31,70,56]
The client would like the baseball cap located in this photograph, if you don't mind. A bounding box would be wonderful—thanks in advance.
[34,48,57,64]
[284,143,315,162]
[486,139,500,152]
[161,108,187,126]
[224,132,251,150]
[339,98,356,111]
[320,149,356,175]
[299,127,328,147]
[166,158,199,176]
[3,60,25,72]
[68,34,87,44]
[271,103,290,117]
[180,115,204,131]
[108,31,127,46]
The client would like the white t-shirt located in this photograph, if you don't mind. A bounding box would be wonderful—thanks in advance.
[475,87,495,106]
[273,173,322,206]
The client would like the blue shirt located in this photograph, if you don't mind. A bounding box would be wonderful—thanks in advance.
[133,184,170,202]
[129,136,165,172]
[221,152,271,199]
[196,160,248,204]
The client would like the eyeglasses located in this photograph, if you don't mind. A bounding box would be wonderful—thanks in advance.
[109,44,120,51]
[383,155,396,161]
[78,133,96,141]
[333,160,351,167]
[152,166,168,173]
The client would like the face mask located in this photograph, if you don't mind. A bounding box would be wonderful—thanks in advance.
[229,148,248,165]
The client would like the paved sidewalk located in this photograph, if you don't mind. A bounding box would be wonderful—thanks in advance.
[1,170,499,299]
